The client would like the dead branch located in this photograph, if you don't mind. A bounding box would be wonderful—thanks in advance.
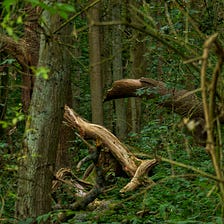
[0,34,28,68]
[104,77,205,120]
[64,105,158,193]
[200,33,224,201]
[52,168,93,197]
[120,159,157,193]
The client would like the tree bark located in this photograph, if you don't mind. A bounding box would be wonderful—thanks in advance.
[64,106,158,193]
[16,4,72,219]
[100,0,113,131]
[0,5,40,113]
[55,21,74,170]
[88,1,104,125]
[129,1,147,133]
[112,0,127,139]
[104,77,206,120]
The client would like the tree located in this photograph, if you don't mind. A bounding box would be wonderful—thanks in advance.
[112,0,127,139]
[128,0,147,133]
[100,0,114,130]
[15,1,73,219]
[88,0,104,125]
[0,5,40,113]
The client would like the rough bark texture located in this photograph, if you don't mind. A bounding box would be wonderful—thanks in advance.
[16,7,72,219]
[100,0,113,131]
[128,0,147,133]
[64,106,158,193]
[0,5,41,112]
[21,6,41,112]
[55,21,74,170]
[112,0,127,139]
[88,1,104,125]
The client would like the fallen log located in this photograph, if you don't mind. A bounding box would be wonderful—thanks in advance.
[64,105,158,193]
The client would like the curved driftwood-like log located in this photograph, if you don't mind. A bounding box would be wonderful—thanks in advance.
[104,77,204,119]
[64,105,158,192]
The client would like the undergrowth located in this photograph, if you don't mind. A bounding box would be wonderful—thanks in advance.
[1,107,223,223]
[64,109,222,223]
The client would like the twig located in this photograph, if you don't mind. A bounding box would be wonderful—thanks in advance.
[159,156,224,183]
[164,2,178,37]
[201,33,218,151]
[53,0,101,34]
[200,33,224,209]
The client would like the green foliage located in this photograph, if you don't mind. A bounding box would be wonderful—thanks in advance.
[1,0,25,38]
[0,152,18,223]
[32,66,50,80]
[26,0,75,19]
[0,104,24,129]
[48,108,221,223]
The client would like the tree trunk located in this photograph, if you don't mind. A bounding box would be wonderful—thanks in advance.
[55,22,74,170]
[101,0,114,131]
[88,1,104,125]
[112,0,127,139]
[129,1,147,133]
[16,5,72,219]
[104,78,211,142]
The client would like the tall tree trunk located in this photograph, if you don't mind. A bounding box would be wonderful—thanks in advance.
[16,5,72,219]
[55,22,74,170]
[129,31,146,133]
[101,0,113,131]
[129,10,146,133]
[112,0,127,139]
[88,1,104,125]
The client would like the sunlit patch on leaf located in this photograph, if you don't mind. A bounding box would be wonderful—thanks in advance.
[33,66,50,79]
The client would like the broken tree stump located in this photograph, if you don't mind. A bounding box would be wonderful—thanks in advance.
[104,77,205,119]
[103,77,224,143]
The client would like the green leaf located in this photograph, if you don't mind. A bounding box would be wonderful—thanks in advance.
[56,3,75,13]
[26,0,51,11]
[16,16,23,24]
[12,118,17,125]
[59,11,68,19]
[2,0,17,11]
[0,120,8,128]
[54,2,75,19]
[36,212,51,223]
[33,66,50,79]
[0,58,16,65]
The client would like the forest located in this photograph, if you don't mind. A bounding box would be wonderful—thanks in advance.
[0,0,224,223]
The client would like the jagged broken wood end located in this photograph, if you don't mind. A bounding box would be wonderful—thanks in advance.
[104,77,204,119]
[64,105,158,193]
